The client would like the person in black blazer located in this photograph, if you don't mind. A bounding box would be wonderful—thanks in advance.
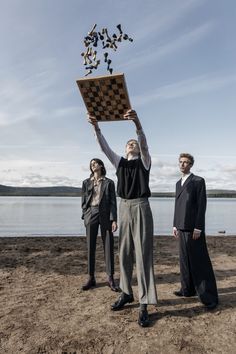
[81,158,118,291]
[173,153,218,310]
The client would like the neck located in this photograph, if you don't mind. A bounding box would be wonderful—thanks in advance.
[182,171,191,177]
[93,171,102,180]
[127,152,139,160]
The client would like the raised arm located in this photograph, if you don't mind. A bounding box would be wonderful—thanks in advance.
[123,110,151,170]
[87,114,121,169]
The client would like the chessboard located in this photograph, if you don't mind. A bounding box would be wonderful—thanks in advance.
[76,73,131,121]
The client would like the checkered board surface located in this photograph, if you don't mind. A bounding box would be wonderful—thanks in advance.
[76,73,131,121]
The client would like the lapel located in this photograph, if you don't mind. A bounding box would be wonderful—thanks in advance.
[99,178,108,202]
[176,173,194,199]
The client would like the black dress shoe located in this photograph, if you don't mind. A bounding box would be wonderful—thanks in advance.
[81,278,96,291]
[138,309,149,327]
[111,292,134,311]
[173,290,196,297]
[108,276,118,292]
[205,302,218,310]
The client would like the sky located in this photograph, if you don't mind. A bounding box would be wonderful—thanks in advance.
[0,0,236,192]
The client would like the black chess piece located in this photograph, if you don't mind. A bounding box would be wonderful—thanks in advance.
[98,32,104,40]
[104,52,108,62]
[117,24,123,34]
[93,33,98,47]
[117,34,122,42]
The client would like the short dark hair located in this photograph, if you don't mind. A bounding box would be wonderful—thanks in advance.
[90,158,106,176]
[179,153,194,166]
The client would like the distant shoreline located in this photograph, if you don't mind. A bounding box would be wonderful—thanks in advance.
[0,184,236,198]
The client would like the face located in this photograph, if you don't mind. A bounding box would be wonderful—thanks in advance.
[90,160,102,173]
[179,157,192,174]
[125,140,140,156]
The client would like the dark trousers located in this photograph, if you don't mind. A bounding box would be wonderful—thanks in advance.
[86,206,114,277]
[179,230,218,305]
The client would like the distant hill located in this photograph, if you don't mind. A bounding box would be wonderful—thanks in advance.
[0,185,235,197]
[151,190,236,198]
[0,185,81,197]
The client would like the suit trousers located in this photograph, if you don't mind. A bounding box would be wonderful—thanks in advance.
[86,206,114,277]
[178,230,218,305]
[119,198,157,304]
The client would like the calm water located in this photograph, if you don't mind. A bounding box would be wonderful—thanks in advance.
[0,197,236,237]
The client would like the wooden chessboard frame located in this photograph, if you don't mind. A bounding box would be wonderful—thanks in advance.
[76,73,132,121]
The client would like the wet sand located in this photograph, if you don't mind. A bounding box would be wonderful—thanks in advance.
[0,236,236,354]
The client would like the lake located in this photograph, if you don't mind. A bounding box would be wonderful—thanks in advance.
[0,197,236,237]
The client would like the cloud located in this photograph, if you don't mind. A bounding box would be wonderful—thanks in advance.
[121,21,213,72]
[132,73,236,105]
[134,0,205,41]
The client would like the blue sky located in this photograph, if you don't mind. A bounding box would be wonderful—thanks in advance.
[0,0,236,191]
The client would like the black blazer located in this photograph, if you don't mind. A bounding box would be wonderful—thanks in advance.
[81,177,117,228]
[173,174,207,231]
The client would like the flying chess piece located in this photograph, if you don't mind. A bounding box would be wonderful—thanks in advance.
[104,52,108,62]
[107,59,113,74]
[117,24,123,34]
[85,69,92,76]
[81,24,133,76]
[88,24,97,36]
[93,60,100,69]
[98,32,104,40]
[92,50,97,61]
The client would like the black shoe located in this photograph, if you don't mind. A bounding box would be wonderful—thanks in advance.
[108,276,119,292]
[173,290,196,297]
[82,278,96,291]
[205,302,218,311]
[138,309,149,327]
[111,292,134,311]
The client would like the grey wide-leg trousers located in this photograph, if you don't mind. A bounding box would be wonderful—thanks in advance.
[119,198,157,304]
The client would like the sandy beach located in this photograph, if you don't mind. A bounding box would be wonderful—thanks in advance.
[0,235,236,354]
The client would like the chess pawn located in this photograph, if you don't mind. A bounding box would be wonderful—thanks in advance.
[117,24,123,34]
[112,33,117,39]
[123,34,129,40]
[104,52,109,62]
[107,59,112,73]
[108,68,113,74]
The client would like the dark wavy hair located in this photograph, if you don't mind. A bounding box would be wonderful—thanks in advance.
[90,158,106,177]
